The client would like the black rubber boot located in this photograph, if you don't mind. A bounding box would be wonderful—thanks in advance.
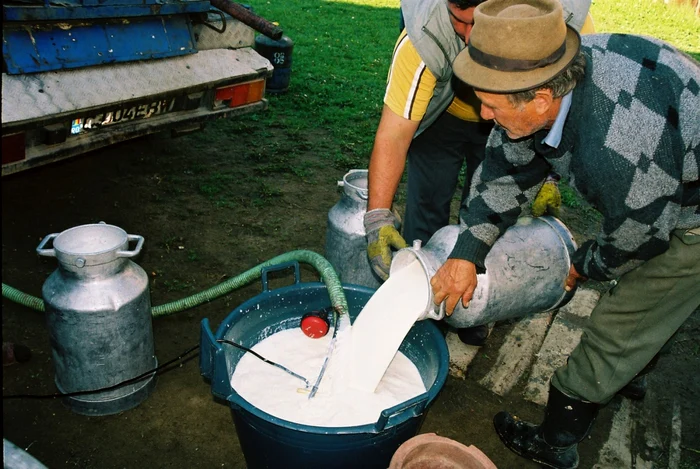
[617,375,647,400]
[617,352,660,400]
[493,383,599,469]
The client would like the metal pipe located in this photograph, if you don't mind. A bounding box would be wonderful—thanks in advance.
[209,0,283,40]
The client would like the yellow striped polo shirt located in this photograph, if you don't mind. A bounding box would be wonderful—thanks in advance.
[384,30,483,123]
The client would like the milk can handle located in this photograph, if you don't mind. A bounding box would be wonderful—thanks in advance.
[36,233,59,257]
[424,301,445,321]
[117,235,144,258]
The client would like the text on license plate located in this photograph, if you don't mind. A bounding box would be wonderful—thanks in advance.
[71,99,176,135]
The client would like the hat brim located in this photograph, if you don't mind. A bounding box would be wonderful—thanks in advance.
[453,26,581,93]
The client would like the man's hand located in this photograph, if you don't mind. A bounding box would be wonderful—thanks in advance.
[532,176,562,217]
[364,209,408,281]
[565,264,587,292]
[430,259,478,315]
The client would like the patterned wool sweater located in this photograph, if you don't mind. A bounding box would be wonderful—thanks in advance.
[450,34,700,281]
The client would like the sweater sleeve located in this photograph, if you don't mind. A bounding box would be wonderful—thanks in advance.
[449,128,551,267]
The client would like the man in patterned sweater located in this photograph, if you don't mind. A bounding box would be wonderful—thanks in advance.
[429,0,700,467]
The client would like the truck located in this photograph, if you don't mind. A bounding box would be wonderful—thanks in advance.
[1,0,277,176]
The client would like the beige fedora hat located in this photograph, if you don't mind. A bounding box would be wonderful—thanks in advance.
[453,0,581,93]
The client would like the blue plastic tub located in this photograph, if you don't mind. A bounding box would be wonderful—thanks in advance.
[200,262,449,469]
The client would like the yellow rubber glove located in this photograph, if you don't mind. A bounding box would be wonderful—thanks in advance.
[364,209,408,281]
[532,176,562,217]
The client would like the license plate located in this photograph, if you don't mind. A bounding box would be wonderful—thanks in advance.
[71,98,176,135]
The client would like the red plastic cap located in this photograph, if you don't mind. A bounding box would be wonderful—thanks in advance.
[301,315,329,338]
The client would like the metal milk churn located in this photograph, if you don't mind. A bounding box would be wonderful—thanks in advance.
[390,216,578,326]
[325,169,382,289]
[37,223,157,416]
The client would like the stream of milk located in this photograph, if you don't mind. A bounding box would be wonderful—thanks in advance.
[230,259,430,427]
[348,260,429,392]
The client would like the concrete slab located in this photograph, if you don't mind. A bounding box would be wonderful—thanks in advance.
[591,376,681,469]
[634,387,665,468]
[593,389,668,468]
[669,401,682,469]
[559,287,601,319]
[594,398,634,468]
[479,311,553,396]
[446,331,481,379]
[523,288,600,405]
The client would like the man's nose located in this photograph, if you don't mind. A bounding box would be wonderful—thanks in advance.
[480,105,494,121]
[456,24,471,42]
[462,24,473,42]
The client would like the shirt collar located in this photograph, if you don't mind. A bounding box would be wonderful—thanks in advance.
[541,92,572,149]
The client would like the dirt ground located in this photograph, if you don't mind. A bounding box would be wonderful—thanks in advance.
[2,122,699,469]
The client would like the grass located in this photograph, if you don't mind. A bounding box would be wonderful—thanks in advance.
[560,181,583,209]
[160,235,184,253]
[204,0,402,174]
[161,278,195,292]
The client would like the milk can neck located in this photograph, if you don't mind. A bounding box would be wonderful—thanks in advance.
[47,223,140,277]
[59,256,129,278]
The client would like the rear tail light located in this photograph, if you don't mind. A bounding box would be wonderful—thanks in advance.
[214,79,266,109]
[2,132,26,165]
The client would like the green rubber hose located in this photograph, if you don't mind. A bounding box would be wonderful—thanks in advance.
[2,283,46,312]
[152,249,348,317]
[1,249,349,320]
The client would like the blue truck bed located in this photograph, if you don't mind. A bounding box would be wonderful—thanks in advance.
[3,0,214,74]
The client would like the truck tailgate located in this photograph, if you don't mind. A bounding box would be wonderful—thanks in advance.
[2,48,272,127]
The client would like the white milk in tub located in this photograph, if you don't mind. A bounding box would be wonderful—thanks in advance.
[231,260,431,427]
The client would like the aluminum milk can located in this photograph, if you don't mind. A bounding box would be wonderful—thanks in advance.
[390,216,577,327]
[37,223,157,416]
[325,169,382,289]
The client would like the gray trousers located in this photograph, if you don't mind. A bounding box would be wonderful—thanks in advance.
[403,112,492,245]
[553,228,700,404]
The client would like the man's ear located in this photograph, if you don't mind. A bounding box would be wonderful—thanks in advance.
[533,89,554,115]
